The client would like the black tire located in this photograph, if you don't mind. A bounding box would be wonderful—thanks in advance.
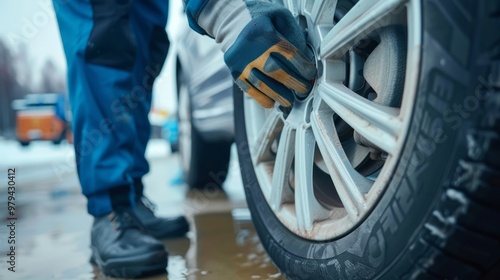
[170,141,179,153]
[52,127,67,145]
[19,141,30,147]
[234,0,500,279]
[52,134,63,145]
[169,59,181,155]
[182,117,232,189]
[177,63,232,189]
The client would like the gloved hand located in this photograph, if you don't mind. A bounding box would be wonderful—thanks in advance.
[185,0,317,108]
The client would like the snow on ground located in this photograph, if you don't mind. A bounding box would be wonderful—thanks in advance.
[0,139,170,169]
[0,139,171,186]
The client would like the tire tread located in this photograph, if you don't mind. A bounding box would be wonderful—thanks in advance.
[400,0,500,277]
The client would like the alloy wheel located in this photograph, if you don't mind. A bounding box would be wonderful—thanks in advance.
[244,0,422,240]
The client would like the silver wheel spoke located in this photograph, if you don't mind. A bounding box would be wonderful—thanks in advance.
[311,112,371,220]
[243,0,421,240]
[311,0,338,25]
[320,0,408,58]
[297,0,308,14]
[283,0,298,15]
[254,110,284,164]
[295,124,330,232]
[318,83,401,154]
[269,124,295,211]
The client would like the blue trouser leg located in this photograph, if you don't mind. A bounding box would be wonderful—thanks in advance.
[129,0,170,181]
[53,0,169,217]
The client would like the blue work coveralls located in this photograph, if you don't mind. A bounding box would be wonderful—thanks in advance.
[53,0,170,217]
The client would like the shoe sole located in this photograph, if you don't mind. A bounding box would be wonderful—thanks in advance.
[90,246,168,278]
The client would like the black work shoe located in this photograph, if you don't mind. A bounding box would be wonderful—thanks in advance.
[90,210,168,278]
[133,196,190,239]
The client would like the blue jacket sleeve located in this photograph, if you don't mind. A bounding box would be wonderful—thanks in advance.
[183,0,210,35]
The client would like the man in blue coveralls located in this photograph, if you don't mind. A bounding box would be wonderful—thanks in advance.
[54,0,316,277]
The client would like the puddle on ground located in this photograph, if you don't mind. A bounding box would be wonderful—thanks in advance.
[92,210,283,280]
[0,156,283,280]
[0,197,282,280]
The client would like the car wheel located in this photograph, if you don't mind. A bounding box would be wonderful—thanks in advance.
[52,128,65,145]
[170,141,180,153]
[234,0,500,279]
[177,67,232,189]
[19,141,30,147]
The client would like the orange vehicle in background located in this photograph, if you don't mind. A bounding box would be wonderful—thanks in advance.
[13,93,72,146]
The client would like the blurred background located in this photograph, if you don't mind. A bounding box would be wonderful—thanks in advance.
[0,0,177,142]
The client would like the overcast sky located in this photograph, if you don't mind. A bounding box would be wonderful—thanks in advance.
[1,0,66,75]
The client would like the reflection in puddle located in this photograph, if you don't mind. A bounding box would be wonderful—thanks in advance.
[91,210,282,280]
[0,154,283,280]
[178,210,282,280]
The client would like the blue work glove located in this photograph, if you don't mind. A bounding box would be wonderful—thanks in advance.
[185,0,317,108]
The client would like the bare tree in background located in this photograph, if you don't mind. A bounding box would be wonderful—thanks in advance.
[14,43,32,93]
[0,39,24,138]
[0,39,68,138]
[39,59,66,93]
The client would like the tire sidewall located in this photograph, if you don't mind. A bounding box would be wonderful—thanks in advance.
[234,0,481,278]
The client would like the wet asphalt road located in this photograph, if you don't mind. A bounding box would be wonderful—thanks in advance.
[0,141,284,280]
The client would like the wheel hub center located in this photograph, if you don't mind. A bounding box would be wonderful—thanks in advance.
[294,42,320,102]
